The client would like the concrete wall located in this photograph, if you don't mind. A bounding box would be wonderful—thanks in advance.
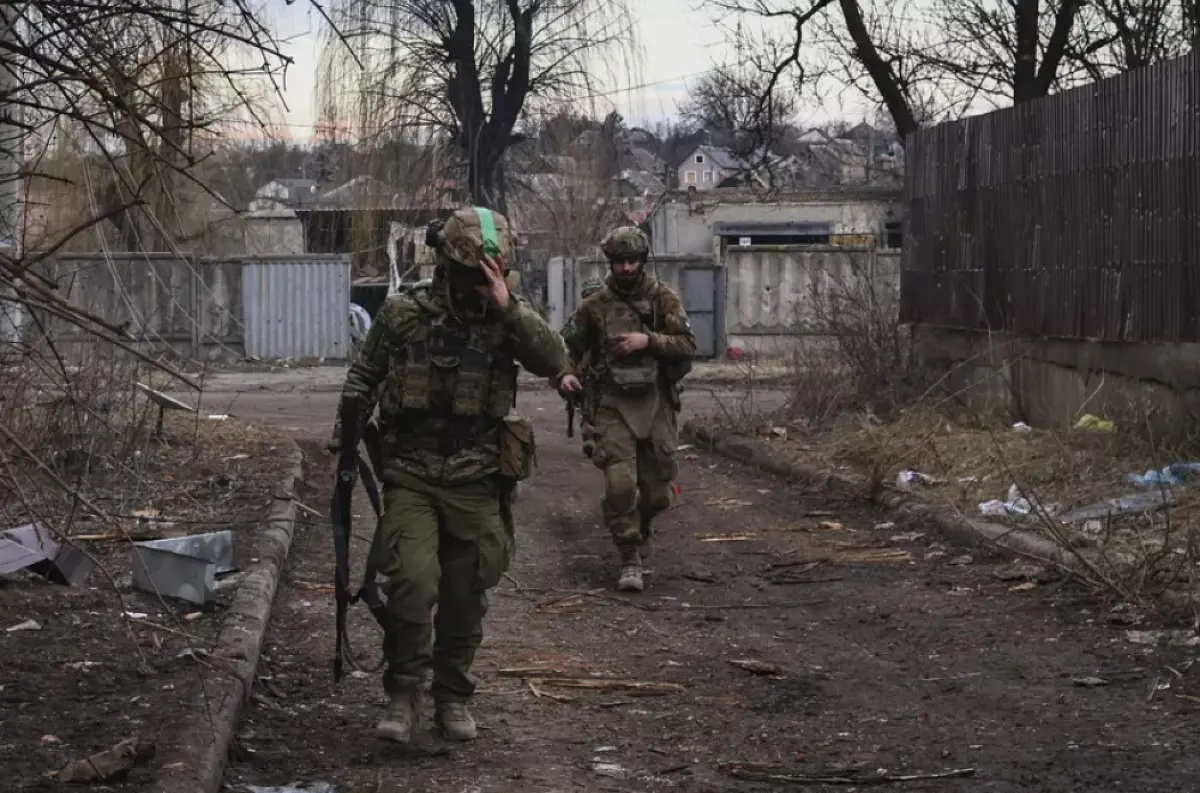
[549,247,900,359]
[914,327,1200,433]
[724,246,900,357]
[649,193,903,256]
[244,212,306,256]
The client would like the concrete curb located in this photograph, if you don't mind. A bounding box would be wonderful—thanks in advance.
[156,442,305,793]
[682,421,1084,573]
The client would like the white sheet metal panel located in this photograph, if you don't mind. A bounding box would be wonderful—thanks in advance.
[242,255,351,360]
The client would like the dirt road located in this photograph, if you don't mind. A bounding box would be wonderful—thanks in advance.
[210,375,1200,793]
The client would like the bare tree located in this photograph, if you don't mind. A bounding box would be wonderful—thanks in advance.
[317,0,638,213]
[679,64,799,164]
[706,0,1196,144]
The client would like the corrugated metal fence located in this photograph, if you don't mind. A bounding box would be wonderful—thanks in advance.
[242,256,350,360]
[32,253,350,361]
[901,49,1200,342]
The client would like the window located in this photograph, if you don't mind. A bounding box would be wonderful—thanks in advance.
[695,154,705,163]
[684,170,697,184]
[884,221,903,249]
[702,170,712,183]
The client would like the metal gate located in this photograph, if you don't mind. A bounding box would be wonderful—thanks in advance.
[681,267,719,358]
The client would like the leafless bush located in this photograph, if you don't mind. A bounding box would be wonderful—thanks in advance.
[787,249,917,420]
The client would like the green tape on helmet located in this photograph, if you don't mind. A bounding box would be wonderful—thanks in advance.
[474,207,500,258]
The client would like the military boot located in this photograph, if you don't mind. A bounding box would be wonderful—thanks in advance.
[617,545,644,592]
[435,701,477,741]
[639,516,654,560]
[376,688,422,744]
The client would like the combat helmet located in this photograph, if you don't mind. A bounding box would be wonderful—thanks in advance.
[600,226,649,261]
[428,206,518,267]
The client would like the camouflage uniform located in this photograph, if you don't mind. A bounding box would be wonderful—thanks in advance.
[330,206,568,743]
[562,228,697,591]
[564,279,604,458]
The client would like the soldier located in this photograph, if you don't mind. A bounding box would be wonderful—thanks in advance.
[328,206,569,744]
[558,227,697,592]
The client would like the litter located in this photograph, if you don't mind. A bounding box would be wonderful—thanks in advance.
[889,531,925,542]
[246,785,339,793]
[131,530,236,605]
[1012,422,1032,432]
[1058,490,1175,525]
[1127,462,1200,489]
[979,484,1057,518]
[0,522,95,586]
[896,470,943,491]
[6,619,41,632]
[1075,414,1115,432]
[699,534,757,542]
[1073,677,1110,687]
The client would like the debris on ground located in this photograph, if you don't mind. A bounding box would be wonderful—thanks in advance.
[728,658,783,677]
[1125,630,1200,647]
[0,523,95,586]
[7,619,41,632]
[534,678,686,695]
[1073,677,1110,687]
[49,737,156,783]
[1127,462,1200,489]
[979,484,1058,518]
[131,529,236,605]
[1075,414,1115,432]
[591,761,627,779]
[723,763,976,785]
[896,470,943,491]
[246,784,339,793]
[835,548,912,564]
[1059,491,1175,524]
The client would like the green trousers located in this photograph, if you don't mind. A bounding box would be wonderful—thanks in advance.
[375,471,511,702]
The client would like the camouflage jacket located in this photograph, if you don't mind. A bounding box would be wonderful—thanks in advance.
[330,281,568,486]
[563,274,697,396]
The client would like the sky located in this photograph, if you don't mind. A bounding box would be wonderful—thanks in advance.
[269,0,875,144]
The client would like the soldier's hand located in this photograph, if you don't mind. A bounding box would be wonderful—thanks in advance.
[612,332,650,357]
[558,374,583,395]
[477,254,511,311]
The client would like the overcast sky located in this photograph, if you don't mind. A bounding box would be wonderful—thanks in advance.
[270,0,873,143]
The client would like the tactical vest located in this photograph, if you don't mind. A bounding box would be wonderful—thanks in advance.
[396,312,516,416]
[601,295,659,395]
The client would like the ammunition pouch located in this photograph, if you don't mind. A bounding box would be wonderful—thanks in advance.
[498,414,536,482]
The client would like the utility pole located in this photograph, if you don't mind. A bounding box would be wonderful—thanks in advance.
[0,6,23,346]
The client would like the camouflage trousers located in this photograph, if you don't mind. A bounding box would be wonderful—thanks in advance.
[374,471,512,702]
[589,406,678,547]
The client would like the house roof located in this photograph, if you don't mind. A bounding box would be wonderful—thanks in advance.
[626,146,664,174]
[307,175,458,211]
[615,169,665,195]
[678,143,746,171]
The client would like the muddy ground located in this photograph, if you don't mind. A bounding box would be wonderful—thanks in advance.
[197,377,1200,793]
[0,415,295,792]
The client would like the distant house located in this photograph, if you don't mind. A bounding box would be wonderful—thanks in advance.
[675,144,747,190]
[248,178,317,212]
